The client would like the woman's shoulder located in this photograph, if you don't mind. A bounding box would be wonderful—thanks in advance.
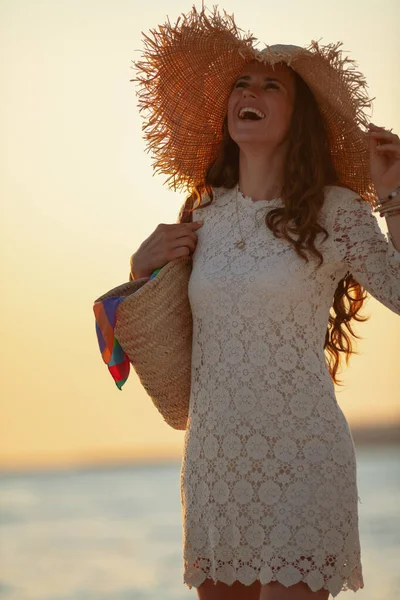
[323,184,363,209]
[206,185,231,202]
[321,184,364,220]
[321,185,373,234]
[193,185,231,208]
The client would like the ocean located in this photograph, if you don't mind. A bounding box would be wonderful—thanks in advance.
[0,445,399,600]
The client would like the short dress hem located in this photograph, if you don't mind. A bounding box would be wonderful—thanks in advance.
[183,562,364,597]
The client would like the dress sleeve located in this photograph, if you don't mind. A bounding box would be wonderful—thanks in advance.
[332,195,400,315]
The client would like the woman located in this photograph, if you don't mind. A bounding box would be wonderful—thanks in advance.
[129,7,400,600]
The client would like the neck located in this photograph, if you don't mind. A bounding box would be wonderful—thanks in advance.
[238,143,286,201]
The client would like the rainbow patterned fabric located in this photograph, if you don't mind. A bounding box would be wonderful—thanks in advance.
[93,268,162,390]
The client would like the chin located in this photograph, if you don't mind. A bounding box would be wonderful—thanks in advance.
[232,133,277,146]
[229,122,275,143]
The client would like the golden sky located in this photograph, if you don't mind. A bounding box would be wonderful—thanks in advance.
[1,0,399,470]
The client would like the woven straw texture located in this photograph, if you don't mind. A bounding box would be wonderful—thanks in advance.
[132,6,376,203]
[115,257,192,429]
[97,257,193,430]
[95,277,149,303]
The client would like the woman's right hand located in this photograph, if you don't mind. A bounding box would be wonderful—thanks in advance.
[129,221,204,279]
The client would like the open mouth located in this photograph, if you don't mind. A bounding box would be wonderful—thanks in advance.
[238,107,265,121]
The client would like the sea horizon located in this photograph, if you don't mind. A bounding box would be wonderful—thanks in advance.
[1,421,399,475]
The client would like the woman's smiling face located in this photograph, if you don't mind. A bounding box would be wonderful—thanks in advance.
[227,60,296,149]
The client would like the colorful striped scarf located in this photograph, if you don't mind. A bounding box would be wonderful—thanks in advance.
[93,268,162,389]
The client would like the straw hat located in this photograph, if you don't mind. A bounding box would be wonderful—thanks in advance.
[132,5,376,202]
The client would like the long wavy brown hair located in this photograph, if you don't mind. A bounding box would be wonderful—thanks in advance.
[177,66,369,385]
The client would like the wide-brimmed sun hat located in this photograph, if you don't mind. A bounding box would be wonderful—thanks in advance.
[132,4,375,202]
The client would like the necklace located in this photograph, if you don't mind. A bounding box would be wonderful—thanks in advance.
[234,185,268,250]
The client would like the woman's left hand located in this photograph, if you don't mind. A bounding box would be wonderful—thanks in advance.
[368,122,400,199]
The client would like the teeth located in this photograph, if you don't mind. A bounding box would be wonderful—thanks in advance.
[238,106,265,119]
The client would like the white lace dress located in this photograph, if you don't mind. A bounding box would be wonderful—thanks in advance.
[180,185,400,597]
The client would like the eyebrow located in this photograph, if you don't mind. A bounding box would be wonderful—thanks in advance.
[235,75,283,85]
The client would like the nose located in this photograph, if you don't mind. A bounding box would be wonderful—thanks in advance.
[242,85,258,98]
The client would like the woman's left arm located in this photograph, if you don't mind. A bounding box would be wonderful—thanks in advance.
[386,214,400,253]
[332,193,400,315]
[368,122,400,251]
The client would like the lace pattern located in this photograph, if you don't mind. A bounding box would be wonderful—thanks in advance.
[180,185,400,596]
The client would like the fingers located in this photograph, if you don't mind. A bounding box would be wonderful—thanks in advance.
[375,144,400,154]
[135,221,203,275]
[369,130,399,142]
[368,122,399,142]
[170,235,198,252]
[154,221,203,261]
[167,221,204,233]
[368,122,391,131]
[156,221,203,237]
[172,222,204,255]
[368,123,400,158]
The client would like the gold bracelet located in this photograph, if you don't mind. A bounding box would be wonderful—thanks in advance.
[381,207,400,218]
[373,185,400,212]
[374,201,400,215]
[378,200,400,214]
[375,202,400,214]
[374,199,400,211]
[376,198,400,214]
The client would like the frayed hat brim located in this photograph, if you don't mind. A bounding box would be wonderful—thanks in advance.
[131,5,376,202]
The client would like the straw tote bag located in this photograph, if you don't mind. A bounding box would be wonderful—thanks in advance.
[94,256,193,430]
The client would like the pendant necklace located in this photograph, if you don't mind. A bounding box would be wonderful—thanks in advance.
[234,184,274,250]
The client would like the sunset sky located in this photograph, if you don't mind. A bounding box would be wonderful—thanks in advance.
[1,0,399,471]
